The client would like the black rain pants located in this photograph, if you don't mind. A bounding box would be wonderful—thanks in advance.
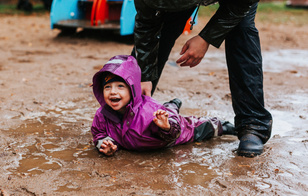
[134,3,273,143]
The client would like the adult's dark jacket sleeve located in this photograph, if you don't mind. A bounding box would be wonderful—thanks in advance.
[134,0,260,81]
[199,0,260,48]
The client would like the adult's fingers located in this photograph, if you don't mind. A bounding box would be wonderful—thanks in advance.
[176,52,189,65]
[179,42,189,55]
[189,58,202,68]
[142,89,151,97]
[141,81,152,96]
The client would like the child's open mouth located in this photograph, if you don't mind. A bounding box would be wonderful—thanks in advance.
[110,98,121,103]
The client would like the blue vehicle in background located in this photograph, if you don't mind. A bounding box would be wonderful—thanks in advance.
[50,0,197,36]
[50,0,137,36]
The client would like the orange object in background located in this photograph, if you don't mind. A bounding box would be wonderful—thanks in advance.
[183,17,192,35]
[95,0,109,25]
[91,0,98,26]
[91,0,109,26]
[91,0,122,26]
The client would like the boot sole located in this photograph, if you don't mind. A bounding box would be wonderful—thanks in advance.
[238,149,262,158]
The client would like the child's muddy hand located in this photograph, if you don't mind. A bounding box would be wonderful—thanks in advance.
[153,109,170,131]
[153,109,169,118]
[99,140,117,156]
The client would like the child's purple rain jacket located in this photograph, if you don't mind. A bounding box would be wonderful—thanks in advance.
[91,55,222,151]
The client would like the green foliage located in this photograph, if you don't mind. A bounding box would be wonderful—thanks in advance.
[258,1,290,12]
[0,1,307,25]
[198,4,219,17]
[257,2,308,25]
[0,4,47,15]
[198,2,308,25]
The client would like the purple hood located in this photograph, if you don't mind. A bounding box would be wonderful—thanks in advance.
[92,55,142,110]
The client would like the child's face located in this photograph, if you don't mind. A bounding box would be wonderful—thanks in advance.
[103,81,131,114]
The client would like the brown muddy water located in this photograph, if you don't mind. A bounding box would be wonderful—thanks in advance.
[0,14,308,195]
[1,75,308,195]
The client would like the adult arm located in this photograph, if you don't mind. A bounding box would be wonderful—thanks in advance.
[177,0,259,67]
[200,0,260,48]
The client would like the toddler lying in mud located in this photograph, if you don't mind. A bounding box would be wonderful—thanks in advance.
[91,55,235,156]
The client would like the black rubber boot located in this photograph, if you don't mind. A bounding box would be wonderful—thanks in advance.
[167,98,182,110]
[238,133,264,157]
[221,121,236,135]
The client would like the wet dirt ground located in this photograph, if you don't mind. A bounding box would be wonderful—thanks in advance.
[0,13,308,195]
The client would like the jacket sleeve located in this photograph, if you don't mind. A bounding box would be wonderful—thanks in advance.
[157,118,181,143]
[133,0,162,82]
[91,110,119,149]
[199,0,259,48]
[156,104,182,143]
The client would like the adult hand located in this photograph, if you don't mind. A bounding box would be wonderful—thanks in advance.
[99,140,117,156]
[176,35,209,68]
[141,81,152,97]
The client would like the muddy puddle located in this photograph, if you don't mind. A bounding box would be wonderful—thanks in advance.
[3,106,307,195]
[1,42,308,195]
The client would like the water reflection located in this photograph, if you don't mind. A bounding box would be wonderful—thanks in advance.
[1,49,308,194]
